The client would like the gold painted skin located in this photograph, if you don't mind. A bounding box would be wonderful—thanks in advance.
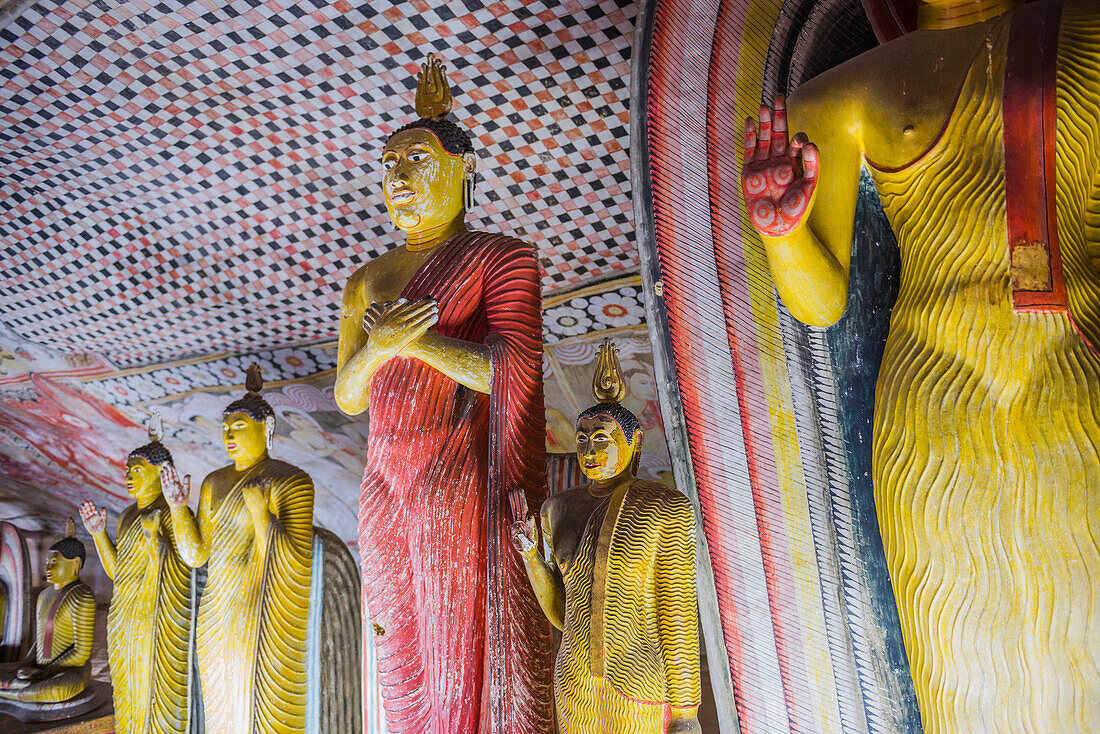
[515,417,701,733]
[165,410,314,734]
[82,457,191,734]
[750,1,1100,731]
[334,126,488,414]
[0,551,94,703]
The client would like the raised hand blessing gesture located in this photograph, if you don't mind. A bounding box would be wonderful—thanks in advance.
[161,464,191,509]
[742,95,819,237]
[79,500,106,535]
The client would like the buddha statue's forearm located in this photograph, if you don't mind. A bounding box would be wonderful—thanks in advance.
[334,341,386,415]
[761,227,849,327]
[88,530,117,580]
[168,505,210,567]
[401,331,491,394]
[519,548,565,631]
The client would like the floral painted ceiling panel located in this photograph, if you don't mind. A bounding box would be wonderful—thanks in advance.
[0,0,637,368]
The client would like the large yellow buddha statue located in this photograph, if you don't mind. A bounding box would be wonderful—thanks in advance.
[165,364,314,734]
[513,340,701,734]
[741,0,1100,731]
[0,520,95,704]
[80,414,192,734]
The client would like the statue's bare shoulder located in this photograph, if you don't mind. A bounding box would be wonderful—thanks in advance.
[344,246,430,308]
[789,20,994,169]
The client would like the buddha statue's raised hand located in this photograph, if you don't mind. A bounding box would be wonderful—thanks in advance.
[742,95,818,237]
[79,500,106,535]
[161,465,191,508]
[510,514,539,556]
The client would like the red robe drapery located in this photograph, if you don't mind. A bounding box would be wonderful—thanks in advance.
[358,232,553,734]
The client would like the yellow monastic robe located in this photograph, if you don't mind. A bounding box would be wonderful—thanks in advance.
[867,6,1100,731]
[0,580,95,703]
[196,458,313,734]
[549,480,699,733]
[108,498,191,734]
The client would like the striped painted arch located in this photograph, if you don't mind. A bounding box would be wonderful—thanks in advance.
[631,0,923,732]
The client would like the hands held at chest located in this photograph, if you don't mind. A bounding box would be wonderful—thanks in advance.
[241,477,272,513]
[361,297,439,365]
[743,95,818,238]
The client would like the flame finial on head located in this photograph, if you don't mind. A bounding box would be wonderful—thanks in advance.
[65,517,76,538]
[245,362,264,395]
[592,339,626,404]
[414,53,454,120]
[147,410,164,443]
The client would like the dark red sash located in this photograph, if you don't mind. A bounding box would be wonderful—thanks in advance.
[1003,1,1066,313]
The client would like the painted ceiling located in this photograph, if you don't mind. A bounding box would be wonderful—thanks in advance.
[0,0,636,368]
[0,0,657,543]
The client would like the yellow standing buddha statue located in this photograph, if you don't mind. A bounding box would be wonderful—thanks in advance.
[80,414,192,734]
[513,340,701,734]
[0,519,95,704]
[741,0,1100,731]
[165,364,314,734]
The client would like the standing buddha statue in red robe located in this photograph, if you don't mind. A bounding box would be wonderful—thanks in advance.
[334,55,553,734]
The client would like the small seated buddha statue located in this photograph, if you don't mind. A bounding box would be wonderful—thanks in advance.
[81,413,193,734]
[513,340,702,734]
[0,519,95,704]
[164,363,314,734]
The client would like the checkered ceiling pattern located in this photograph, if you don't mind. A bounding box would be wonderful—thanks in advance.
[0,0,636,368]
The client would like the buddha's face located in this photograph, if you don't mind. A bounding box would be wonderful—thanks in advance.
[382,128,471,234]
[222,411,267,468]
[125,456,161,504]
[44,550,80,588]
[576,414,640,482]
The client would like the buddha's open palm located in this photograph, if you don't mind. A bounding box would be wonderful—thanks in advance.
[511,514,539,555]
[161,465,191,508]
[79,500,106,534]
[742,95,818,237]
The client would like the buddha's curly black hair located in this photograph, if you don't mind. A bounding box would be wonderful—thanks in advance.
[223,392,275,423]
[128,440,173,467]
[389,117,473,156]
[49,536,86,566]
[577,402,642,445]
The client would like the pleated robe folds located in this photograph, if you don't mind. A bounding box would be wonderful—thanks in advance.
[357,232,553,734]
[195,459,314,734]
[108,499,192,734]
